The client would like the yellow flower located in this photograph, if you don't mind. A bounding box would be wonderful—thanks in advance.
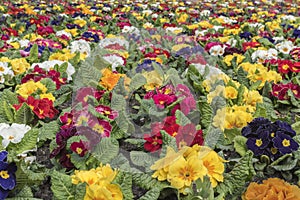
[72,169,99,185]
[186,24,199,30]
[167,155,207,191]
[243,90,263,108]
[177,13,189,23]
[16,80,48,99]
[198,21,214,29]
[74,19,87,28]
[65,29,79,37]
[23,33,43,42]
[225,86,238,99]
[142,70,163,91]
[207,85,225,103]
[84,185,114,200]
[242,178,300,200]
[0,57,11,63]
[224,55,234,67]
[95,164,118,184]
[9,42,20,49]
[200,149,226,187]
[10,58,30,75]
[40,93,55,102]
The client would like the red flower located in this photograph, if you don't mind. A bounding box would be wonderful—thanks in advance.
[291,62,300,73]
[176,124,204,148]
[88,119,112,137]
[74,87,105,107]
[272,83,291,100]
[70,140,89,157]
[290,84,300,99]
[14,96,58,119]
[144,132,163,152]
[59,112,74,129]
[95,105,118,120]
[153,93,177,109]
[242,41,260,51]
[278,60,293,74]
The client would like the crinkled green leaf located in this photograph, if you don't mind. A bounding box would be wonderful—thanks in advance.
[40,78,57,93]
[175,110,191,126]
[38,121,60,142]
[204,126,224,149]
[50,170,74,200]
[130,151,158,172]
[14,103,34,124]
[198,100,212,128]
[114,172,134,200]
[138,187,161,200]
[129,73,147,91]
[216,151,255,196]
[92,137,119,164]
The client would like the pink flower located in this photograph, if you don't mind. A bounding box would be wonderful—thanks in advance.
[88,119,112,137]
[153,93,177,109]
[95,105,118,120]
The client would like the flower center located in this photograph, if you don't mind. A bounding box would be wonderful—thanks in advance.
[93,124,104,134]
[271,133,275,137]
[271,147,278,155]
[255,139,263,147]
[282,139,290,147]
[76,147,83,154]
[282,64,289,70]
[0,66,4,72]
[104,110,111,115]
[0,170,9,179]
[8,135,15,140]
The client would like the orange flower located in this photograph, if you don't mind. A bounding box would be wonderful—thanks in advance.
[99,68,130,91]
[243,178,300,200]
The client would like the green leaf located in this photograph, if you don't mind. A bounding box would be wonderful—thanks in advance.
[237,67,249,87]
[161,130,177,152]
[40,78,57,93]
[111,92,127,111]
[110,153,131,171]
[204,126,223,149]
[114,172,134,200]
[198,100,213,128]
[129,73,147,91]
[233,136,248,156]
[73,183,86,200]
[7,128,39,155]
[14,103,34,124]
[236,84,245,105]
[38,121,60,142]
[194,176,214,200]
[270,157,297,171]
[14,185,34,198]
[292,122,300,135]
[50,170,74,200]
[249,80,262,91]
[216,151,255,196]
[132,172,166,191]
[175,110,191,126]
[19,162,46,182]
[130,151,158,171]
[3,100,14,123]
[92,137,119,164]
[28,44,39,64]
[138,187,161,200]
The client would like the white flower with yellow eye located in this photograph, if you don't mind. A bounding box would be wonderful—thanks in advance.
[0,123,31,148]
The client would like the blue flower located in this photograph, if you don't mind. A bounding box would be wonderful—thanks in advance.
[273,132,299,154]
[0,151,17,199]
[274,120,296,137]
[241,117,273,137]
[239,32,252,40]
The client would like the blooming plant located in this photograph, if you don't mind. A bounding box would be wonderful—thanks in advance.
[0,0,299,199]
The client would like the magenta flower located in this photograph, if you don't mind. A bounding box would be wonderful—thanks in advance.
[70,140,89,157]
[95,105,118,120]
[88,119,112,137]
[74,87,105,107]
[153,93,177,109]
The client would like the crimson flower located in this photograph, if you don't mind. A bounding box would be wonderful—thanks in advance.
[70,140,89,157]
[176,124,204,148]
[278,60,293,74]
[95,105,118,120]
[144,132,163,152]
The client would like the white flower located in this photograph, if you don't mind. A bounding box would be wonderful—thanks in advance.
[70,39,91,56]
[213,25,224,31]
[0,123,31,148]
[99,37,129,50]
[226,38,237,47]
[267,48,278,59]
[19,39,30,48]
[273,36,285,43]
[281,15,296,21]
[0,62,14,83]
[122,26,140,35]
[251,49,268,63]
[56,30,72,39]
[103,54,125,71]
[165,27,183,35]
[31,60,75,81]
[200,10,210,17]
[183,64,224,80]
[276,40,294,54]
[209,45,225,56]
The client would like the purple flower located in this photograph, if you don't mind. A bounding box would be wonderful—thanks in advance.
[0,151,17,199]
[273,132,299,154]
[246,131,270,156]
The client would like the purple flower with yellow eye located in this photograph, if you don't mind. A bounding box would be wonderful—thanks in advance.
[0,151,17,199]
[273,132,299,154]
[246,131,270,156]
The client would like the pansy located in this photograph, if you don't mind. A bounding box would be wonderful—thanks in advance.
[0,123,31,148]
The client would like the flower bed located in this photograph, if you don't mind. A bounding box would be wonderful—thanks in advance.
[0,0,300,199]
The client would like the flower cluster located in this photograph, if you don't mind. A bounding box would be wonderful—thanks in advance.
[272,82,300,101]
[242,117,299,161]
[151,145,226,193]
[242,178,300,200]
[72,164,123,200]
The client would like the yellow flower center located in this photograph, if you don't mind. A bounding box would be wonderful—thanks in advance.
[282,47,288,53]
[104,110,111,115]
[282,139,290,147]
[0,171,9,179]
[271,147,278,155]
[179,167,195,182]
[0,66,4,72]
[282,64,289,70]
[271,133,275,137]
[255,139,263,147]
[76,147,83,154]
[93,124,104,134]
